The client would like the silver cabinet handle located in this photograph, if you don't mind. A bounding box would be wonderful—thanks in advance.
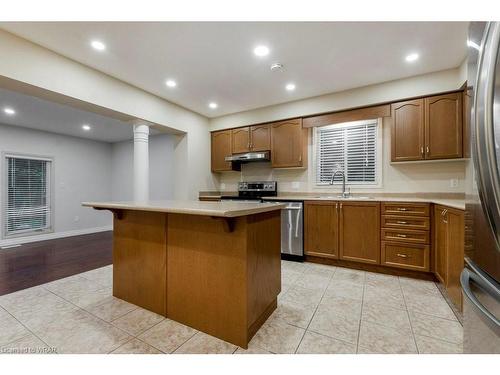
[396,253,409,258]
[396,234,407,238]
[420,146,424,157]
[396,220,408,224]
[461,266,500,328]
[426,146,430,154]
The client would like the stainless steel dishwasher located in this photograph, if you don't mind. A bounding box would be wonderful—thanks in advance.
[263,200,304,261]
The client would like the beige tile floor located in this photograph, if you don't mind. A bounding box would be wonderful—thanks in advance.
[0,261,463,354]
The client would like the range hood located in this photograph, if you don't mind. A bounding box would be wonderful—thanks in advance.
[225,151,270,163]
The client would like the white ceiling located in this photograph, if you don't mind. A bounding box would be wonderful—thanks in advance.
[0,87,160,142]
[0,22,468,118]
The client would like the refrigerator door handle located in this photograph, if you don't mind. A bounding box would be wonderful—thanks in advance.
[461,267,500,328]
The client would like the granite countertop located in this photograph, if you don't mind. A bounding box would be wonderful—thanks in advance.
[198,192,465,210]
[82,200,285,218]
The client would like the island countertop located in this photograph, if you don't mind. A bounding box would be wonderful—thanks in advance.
[82,200,285,217]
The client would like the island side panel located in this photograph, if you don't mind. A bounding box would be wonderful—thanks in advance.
[166,213,249,348]
[113,210,167,316]
[246,210,281,340]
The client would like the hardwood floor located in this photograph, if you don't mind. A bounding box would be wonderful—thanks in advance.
[0,231,112,295]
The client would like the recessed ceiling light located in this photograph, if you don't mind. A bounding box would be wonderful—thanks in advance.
[405,53,419,62]
[165,79,177,88]
[285,83,296,91]
[82,124,91,131]
[3,107,15,115]
[208,102,218,109]
[90,40,106,51]
[253,45,270,57]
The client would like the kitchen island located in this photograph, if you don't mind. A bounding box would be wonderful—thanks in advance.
[82,200,284,348]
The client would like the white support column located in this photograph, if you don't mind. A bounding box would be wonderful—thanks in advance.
[133,122,150,202]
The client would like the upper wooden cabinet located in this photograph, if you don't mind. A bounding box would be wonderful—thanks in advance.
[211,130,232,172]
[391,99,425,161]
[231,127,250,154]
[391,92,463,162]
[339,202,381,264]
[425,93,463,159]
[433,205,465,311]
[231,124,271,154]
[250,124,271,151]
[304,201,339,259]
[271,118,308,168]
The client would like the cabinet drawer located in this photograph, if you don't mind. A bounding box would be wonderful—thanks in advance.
[382,215,430,231]
[381,242,430,271]
[382,202,430,217]
[381,228,430,244]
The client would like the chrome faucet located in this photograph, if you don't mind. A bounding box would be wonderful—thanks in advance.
[330,169,350,198]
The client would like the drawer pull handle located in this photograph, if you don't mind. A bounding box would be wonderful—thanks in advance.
[396,221,408,224]
[396,234,407,238]
[396,253,410,258]
[397,208,409,211]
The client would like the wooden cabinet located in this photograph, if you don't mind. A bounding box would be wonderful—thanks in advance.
[391,99,425,161]
[304,201,339,259]
[231,127,250,154]
[339,202,381,264]
[250,124,271,151]
[433,205,465,310]
[425,93,463,159]
[463,87,471,159]
[381,202,431,272]
[211,130,232,172]
[271,118,308,168]
[391,92,463,162]
[231,124,271,154]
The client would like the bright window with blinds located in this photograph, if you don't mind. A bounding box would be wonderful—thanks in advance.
[4,155,52,237]
[315,119,381,186]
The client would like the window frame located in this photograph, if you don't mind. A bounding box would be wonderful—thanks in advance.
[2,152,54,239]
[313,118,383,188]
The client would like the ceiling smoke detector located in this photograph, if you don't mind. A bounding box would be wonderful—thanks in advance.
[270,63,284,72]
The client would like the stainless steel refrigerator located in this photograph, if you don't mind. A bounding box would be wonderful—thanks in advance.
[462,21,500,353]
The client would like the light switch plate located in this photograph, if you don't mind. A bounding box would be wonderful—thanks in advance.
[450,179,459,188]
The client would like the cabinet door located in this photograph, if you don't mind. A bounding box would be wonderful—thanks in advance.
[304,201,339,259]
[339,202,380,264]
[250,124,271,151]
[433,205,448,284]
[425,92,463,159]
[446,208,465,310]
[231,127,250,154]
[463,88,471,159]
[391,99,425,161]
[211,130,232,172]
[271,118,307,168]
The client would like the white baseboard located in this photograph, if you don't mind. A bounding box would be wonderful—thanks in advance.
[0,226,113,248]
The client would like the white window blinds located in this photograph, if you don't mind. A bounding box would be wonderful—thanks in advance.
[316,119,379,185]
[4,155,52,237]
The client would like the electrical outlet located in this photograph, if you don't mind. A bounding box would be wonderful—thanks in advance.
[291,181,300,190]
[220,183,226,190]
[450,179,459,188]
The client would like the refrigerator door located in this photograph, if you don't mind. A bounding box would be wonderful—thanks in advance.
[468,21,500,283]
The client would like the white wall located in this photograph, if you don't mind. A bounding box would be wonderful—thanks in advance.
[0,29,217,200]
[111,134,176,201]
[0,123,113,241]
[209,67,466,131]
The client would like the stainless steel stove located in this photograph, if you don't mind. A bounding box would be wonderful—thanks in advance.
[220,181,277,201]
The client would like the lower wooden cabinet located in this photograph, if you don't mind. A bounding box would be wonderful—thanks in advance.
[304,201,339,259]
[304,201,380,263]
[339,202,381,264]
[381,242,430,271]
[434,205,465,310]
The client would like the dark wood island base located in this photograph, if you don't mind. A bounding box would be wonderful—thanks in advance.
[111,208,281,348]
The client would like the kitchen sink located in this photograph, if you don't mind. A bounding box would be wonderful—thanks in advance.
[314,195,374,200]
